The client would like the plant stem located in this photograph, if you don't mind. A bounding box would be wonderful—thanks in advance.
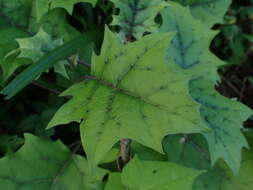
[120,139,131,165]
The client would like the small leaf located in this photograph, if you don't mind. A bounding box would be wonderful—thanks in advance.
[0,2,81,84]
[17,28,70,78]
[0,134,107,190]
[1,33,93,99]
[121,156,203,190]
[48,26,208,168]
[17,28,63,62]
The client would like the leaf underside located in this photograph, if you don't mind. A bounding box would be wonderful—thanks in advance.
[160,2,252,174]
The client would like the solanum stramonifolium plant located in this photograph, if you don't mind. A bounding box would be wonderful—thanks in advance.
[0,0,252,190]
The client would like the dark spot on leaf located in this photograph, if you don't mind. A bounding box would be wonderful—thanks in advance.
[160,86,166,90]
[142,115,147,119]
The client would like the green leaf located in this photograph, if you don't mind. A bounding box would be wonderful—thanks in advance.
[0,27,30,84]
[100,148,119,164]
[0,1,81,84]
[159,2,252,174]
[159,2,223,82]
[104,173,124,190]
[17,110,55,138]
[1,33,93,99]
[0,0,33,83]
[244,34,253,43]
[190,79,252,174]
[192,132,253,190]
[50,0,97,14]
[121,156,203,190]
[163,134,211,170]
[111,0,166,40]
[48,27,208,168]
[106,157,205,190]
[0,57,31,85]
[17,28,70,78]
[17,28,63,62]
[35,0,97,21]
[0,135,24,155]
[38,9,80,42]
[171,0,232,28]
[131,141,167,161]
[0,134,107,190]
[193,165,228,190]
[0,0,33,29]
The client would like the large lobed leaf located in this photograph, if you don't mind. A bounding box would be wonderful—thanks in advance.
[160,1,223,81]
[159,2,252,174]
[48,26,208,168]
[0,134,107,190]
[172,0,232,28]
[111,0,166,40]
[190,79,251,174]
